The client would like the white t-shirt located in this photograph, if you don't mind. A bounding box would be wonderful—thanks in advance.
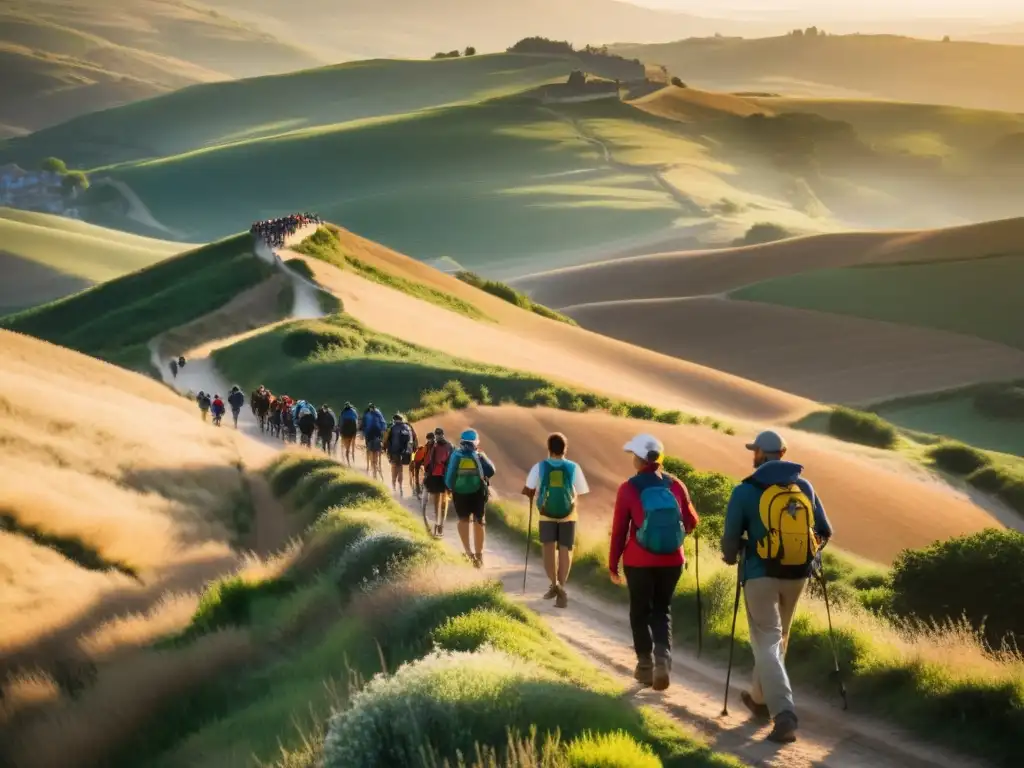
[525,459,590,494]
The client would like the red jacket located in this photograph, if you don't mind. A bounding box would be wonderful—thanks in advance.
[608,466,699,571]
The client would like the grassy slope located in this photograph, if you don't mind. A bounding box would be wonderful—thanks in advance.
[0,1,322,132]
[613,34,1024,113]
[0,207,184,280]
[732,251,1024,350]
[1,53,606,169]
[1,233,273,369]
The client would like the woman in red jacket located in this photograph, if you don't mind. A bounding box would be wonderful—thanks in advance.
[609,434,699,691]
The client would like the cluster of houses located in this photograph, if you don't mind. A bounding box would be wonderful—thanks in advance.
[0,163,80,217]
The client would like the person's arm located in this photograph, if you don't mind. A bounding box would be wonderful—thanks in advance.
[677,481,699,534]
[444,450,458,490]
[480,453,495,478]
[521,463,539,499]
[804,480,833,543]
[608,482,632,576]
[720,485,747,565]
[573,464,590,495]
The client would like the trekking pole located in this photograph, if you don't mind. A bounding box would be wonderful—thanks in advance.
[695,530,703,657]
[814,551,849,710]
[522,498,534,594]
[722,550,744,716]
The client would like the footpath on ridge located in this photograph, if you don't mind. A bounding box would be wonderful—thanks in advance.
[147,227,983,768]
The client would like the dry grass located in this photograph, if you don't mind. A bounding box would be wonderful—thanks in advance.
[0,329,271,666]
[3,629,256,768]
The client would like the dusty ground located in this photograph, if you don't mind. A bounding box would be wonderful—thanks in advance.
[416,405,1011,564]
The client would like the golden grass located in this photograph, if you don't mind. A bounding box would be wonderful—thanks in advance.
[4,630,256,768]
[0,329,272,662]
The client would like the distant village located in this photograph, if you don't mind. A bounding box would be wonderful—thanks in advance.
[0,160,87,218]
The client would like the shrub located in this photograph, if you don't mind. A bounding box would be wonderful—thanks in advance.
[732,222,793,247]
[890,529,1024,648]
[40,156,67,174]
[282,325,363,359]
[455,270,577,325]
[525,387,560,409]
[974,384,1024,420]
[828,407,898,449]
[927,442,992,475]
[670,76,686,88]
[626,403,656,421]
[464,46,476,56]
[967,465,1007,493]
[654,410,683,425]
[564,731,660,768]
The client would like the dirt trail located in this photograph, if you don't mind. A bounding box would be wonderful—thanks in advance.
[392,489,987,768]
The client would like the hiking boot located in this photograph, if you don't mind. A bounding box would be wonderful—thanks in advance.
[741,691,771,721]
[542,584,559,600]
[766,711,798,744]
[473,553,484,569]
[633,656,654,686]
[554,585,568,609]
[434,524,444,538]
[652,654,672,691]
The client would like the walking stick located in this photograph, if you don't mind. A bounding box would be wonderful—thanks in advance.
[814,551,849,710]
[722,550,744,716]
[522,498,534,594]
[695,530,703,657]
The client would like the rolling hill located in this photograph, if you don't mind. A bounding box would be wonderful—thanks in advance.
[612,34,1024,113]
[514,217,1024,404]
[0,0,322,133]
[0,207,187,312]
[8,60,1024,274]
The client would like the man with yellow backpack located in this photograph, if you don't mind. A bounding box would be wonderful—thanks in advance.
[721,430,833,745]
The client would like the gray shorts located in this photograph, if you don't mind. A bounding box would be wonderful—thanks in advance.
[538,520,576,550]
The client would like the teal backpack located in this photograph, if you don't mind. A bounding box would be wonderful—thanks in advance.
[452,451,486,495]
[629,473,684,554]
[538,460,576,519]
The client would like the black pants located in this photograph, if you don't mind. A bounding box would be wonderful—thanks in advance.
[624,565,682,660]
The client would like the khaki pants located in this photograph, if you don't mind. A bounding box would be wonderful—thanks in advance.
[743,576,806,717]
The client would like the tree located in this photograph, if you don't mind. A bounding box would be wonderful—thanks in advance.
[40,157,67,175]
[805,26,819,37]
[671,76,686,88]
[61,171,89,195]
[943,35,951,42]
[567,70,586,89]
[464,46,476,56]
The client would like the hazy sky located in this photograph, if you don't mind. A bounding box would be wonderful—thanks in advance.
[634,0,1023,21]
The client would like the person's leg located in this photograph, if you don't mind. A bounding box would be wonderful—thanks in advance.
[471,501,486,565]
[539,524,558,596]
[556,522,576,587]
[453,496,472,556]
[390,458,399,489]
[743,578,796,721]
[649,565,682,690]
[624,566,655,673]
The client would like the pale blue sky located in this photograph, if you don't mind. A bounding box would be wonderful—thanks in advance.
[633,0,1021,21]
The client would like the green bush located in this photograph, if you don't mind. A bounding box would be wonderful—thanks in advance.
[890,529,1024,648]
[655,410,683,425]
[927,442,992,475]
[973,384,1024,420]
[456,270,578,325]
[732,222,793,247]
[282,325,365,358]
[828,407,898,449]
[967,465,1008,493]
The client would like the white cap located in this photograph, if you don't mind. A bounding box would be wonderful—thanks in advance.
[745,430,787,453]
[623,433,665,463]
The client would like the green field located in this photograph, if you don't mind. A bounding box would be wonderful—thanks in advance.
[732,252,1024,350]
[1,233,271,369]
[875,392,1024,457]
[0,207,184,277]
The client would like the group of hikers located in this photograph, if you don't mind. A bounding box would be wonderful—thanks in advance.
[169,355,186,379]
[249,213,321,248]
[195,386,246,427]
[192,385,833,744]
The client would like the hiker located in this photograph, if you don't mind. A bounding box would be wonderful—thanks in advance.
[411,433,433,498]
[211,394,226,427]
[196,391,211,421]
[169,359,178,379]
[363,403,387,479]
[522,432,590,609]
[268,399,283,438]
[609,434,699,692]
[178,356,186,370]
[385,414,417,496]
[721,430,833,744]
[338,402,359,466]
[423,428,453,538]
[317,404,337,454]
[445,429,496,568]
[293,400,317,447]
[228,386,245,428]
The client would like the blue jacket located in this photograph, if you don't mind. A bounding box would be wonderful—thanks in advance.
[364,408,386,435]
[340,406,358,423]
[445,445,496,492]
[721,460,833,581]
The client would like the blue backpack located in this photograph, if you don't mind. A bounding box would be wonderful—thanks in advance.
[629,473,684,555]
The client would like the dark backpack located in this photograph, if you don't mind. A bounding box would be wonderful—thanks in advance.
[390,423,412,453]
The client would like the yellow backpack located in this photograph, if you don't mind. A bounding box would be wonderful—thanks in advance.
[752,481,819,578]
